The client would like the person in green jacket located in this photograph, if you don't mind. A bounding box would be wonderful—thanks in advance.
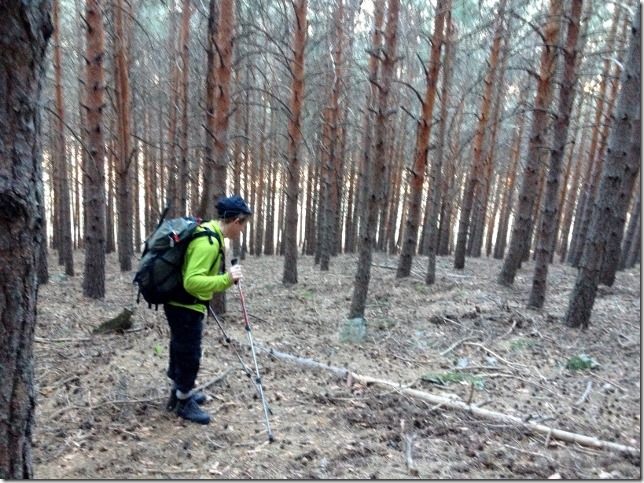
[165,195,251,425]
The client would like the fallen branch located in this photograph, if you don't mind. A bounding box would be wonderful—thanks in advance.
[259,346,639,456]
[35,337,92,343]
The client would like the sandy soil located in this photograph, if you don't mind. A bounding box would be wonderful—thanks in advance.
[33,250,640,479]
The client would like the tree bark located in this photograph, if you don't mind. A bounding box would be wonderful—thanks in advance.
[0,1,52,477]
[82,0,107,299]
[52,0,75,276]
[282,0,307,284]
[528,0,584,308]
[114,0,133,271]
[619,180,640,270]
[397,0,447,277]
[567,6,622,267]
[349,0,399,318]
[564,4,640,329]
[454,0,506,269]
[498,0,562,286]
[425,1,453,284]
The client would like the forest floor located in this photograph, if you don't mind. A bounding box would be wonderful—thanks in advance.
[33,250,640,479]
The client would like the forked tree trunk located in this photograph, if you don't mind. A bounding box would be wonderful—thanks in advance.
[282,0,307,284]
[0,2,51,477]
[528,0,584,308]
[564,4,640,329]
[498,0,563,286]
[396,0,446,278]
[82,0,107,299]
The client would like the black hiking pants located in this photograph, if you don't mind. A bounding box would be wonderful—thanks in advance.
[164,304,204,395]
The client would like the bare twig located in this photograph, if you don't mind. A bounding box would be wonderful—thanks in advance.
[498,320,518,340]
[404,433,419,476]
[194,368,234,392]
[463,342,528,369]
[573,380,593,406]
[440,336,480,356]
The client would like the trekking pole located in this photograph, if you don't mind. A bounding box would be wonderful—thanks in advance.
[231,258,274,443]
[206,305,273,416]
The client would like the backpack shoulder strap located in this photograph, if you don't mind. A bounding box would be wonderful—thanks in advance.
[191,223,225,273]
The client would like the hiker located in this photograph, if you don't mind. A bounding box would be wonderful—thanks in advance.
[165,194,252,425]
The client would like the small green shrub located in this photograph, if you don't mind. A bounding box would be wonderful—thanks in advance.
[509,337,536,352]
[566,354,599,371]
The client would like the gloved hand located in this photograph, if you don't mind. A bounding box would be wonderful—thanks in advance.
[229,264,243,284]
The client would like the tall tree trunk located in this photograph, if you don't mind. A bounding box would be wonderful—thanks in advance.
[619,179,640,270]
[282,0,307,284]
[437,102,463,256]
[557,119,588,263]
[202,0,221,218]
[396,0,446,277]
[470,29,508,259]
[209,0,235,313]
[114,0,133,271]
[567,6,622,267]
[353,0,385,252]
[165,0,180,215]
[454,0,506,269]
[425,1,453,284]
[528,0,584,308]
[498,0,563,286]
[0,1,51,477]
[564,5,640,329]
[318,109,333,270]
[305,161,318,256]
[212,0,234,213]
[52,0,75,276]
[349,0,400,318]
[82,0,107,299]
[177,0,192,216]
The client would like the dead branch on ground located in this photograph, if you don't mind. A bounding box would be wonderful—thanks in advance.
[258,345,639,456]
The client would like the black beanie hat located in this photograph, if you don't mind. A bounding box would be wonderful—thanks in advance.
[215,195,252,219]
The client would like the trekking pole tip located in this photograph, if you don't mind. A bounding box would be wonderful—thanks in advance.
[269,435,275,443]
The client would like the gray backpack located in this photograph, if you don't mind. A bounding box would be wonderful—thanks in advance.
[133,217,222,308]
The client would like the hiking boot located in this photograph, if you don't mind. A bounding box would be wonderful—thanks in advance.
[176,396,211,425]
[166,390,206,411]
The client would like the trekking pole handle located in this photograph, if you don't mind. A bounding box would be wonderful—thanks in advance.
[231,258,239,285]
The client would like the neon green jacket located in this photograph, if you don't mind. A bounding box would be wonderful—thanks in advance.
[168,220,232,314]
